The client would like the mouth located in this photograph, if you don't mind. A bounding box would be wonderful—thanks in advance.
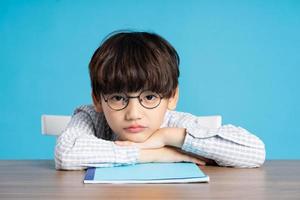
[124,125,147,133]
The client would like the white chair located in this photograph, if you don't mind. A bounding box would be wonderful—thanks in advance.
[41,115,71,136]
[41,114,222,136]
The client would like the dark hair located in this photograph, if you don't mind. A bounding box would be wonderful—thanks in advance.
[89,30,180,101]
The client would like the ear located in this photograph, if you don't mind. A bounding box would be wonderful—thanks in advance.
[167,86,179,110]
[92,92,103,112]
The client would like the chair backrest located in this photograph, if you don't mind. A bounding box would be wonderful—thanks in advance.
[41,115,71,136]
[41,114,222,136]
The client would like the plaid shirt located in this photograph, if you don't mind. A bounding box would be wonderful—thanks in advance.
[55,105,265,170]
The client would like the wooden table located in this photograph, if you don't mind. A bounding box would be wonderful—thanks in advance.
[0,160,299,199]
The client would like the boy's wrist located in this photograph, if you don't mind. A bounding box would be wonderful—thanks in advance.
[164,128,187,148]
[138,149,157,163]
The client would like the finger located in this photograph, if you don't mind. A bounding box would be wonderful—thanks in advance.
[191,157,206,166]
[114,141,133,146]
[115,141,145,148]
[195,159,206,166]
[184,155,206,166]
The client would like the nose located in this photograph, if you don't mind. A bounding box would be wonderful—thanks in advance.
[124,98,142,121]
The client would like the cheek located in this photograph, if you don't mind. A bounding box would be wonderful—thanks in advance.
[107,114,122,127]
[102,109,122,131]
[148,105,168,128]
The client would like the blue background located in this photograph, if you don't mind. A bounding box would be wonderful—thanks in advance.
[1,0,299,159]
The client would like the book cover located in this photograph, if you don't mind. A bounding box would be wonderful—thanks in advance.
[84,162,209,184]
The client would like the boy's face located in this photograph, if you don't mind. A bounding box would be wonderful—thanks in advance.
[92,88,179,143]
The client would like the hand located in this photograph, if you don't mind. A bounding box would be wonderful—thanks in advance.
[115,128,186,149]
[138,146,206,166]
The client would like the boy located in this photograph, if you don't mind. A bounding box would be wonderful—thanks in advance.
[55,30,265,170]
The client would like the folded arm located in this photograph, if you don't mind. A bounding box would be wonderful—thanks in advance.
[55,111,139,170]
[167,111,266,168]
[117,111,266,168]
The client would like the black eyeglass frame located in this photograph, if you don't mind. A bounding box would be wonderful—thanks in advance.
[101,91,163,111]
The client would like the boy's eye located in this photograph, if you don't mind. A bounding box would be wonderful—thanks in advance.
[145,95,157,101]
[110,95,126,102]
[140,92,159,102]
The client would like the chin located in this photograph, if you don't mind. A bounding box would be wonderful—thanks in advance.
[123,133,150,143]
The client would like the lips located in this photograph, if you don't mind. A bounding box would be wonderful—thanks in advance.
[124,125,147,133]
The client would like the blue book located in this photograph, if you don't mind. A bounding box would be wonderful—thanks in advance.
[84,162,209,184]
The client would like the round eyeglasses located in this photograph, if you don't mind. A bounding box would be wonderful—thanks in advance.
[102,91,163,111]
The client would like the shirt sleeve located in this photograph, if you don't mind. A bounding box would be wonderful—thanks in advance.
[167,111,266,168]
[54,109,139,170]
